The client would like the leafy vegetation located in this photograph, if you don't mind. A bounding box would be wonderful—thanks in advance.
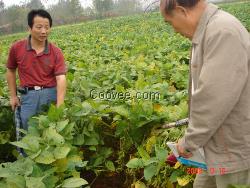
[0,2,250,187]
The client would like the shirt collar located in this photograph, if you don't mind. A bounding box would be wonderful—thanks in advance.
[26,35,50,54]
[192,3,219,45]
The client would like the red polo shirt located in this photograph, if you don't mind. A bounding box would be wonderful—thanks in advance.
[7,36,67,87]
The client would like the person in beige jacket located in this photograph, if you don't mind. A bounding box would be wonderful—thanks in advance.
[160,0,250,187]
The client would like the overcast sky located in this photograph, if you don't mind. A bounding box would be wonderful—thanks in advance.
[2,0,93,8]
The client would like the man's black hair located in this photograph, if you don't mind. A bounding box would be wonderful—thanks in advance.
[27,9,52,28]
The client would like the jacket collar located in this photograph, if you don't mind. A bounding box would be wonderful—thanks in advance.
[26,35,49,54]
[192,3,219,45]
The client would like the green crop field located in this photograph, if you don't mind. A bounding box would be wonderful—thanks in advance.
[0,2,249,188]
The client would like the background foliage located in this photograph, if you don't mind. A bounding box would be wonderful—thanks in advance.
[0,1,250,187]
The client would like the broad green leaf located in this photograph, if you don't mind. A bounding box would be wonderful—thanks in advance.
[144,163,158,181]
[115,121,127,136]
[28,122,40,136]
[143,157,158,166]
[6,175,26,188]
[43,175,59,188]
[0,167,13,178]
[53,146,71,159]
[89,146,96,151]
[35,150,56,164]
[169,170,184,183]
[61,122,75,139]
[155,146,168,162]
[74,102,92,116]
[84,132,100,146]
[56,120,69,132]
[29,149,42,159]
[0,182,7,187]
[43,167,56,178]
[31,164,43,177]
[26,177,46,188]
[105,161,115,171]
[43,127,65,146]
[126,158,144,169]
[10,141,30,150]
[48,105,64,122]
[0,131,10,144]
[32,115,50,130]
[92,156,104,167]
[84,136,98,146]
[61,177,88,188]
[9,158,34,176]
[22,135,40,152]
[110,106,129,118]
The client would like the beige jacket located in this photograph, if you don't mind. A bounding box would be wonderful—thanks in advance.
[179,3,250,175]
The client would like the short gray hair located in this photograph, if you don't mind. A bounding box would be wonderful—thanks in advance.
[161,0,200,12]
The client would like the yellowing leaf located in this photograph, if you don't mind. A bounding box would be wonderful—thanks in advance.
[54,158,68,173]
[111,122,116,129]
[134,181,146,188]
[149,63,155,71]
[168,85,176,92]
[68,155,82,163]
[153,104,164,113]
[177,176,190,186]
[71,171,81,178]
[146,136,156,153]
[174,161,181,169]
[166,181,174,188]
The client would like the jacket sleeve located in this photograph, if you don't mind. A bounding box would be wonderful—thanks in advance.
[179,28,249,152]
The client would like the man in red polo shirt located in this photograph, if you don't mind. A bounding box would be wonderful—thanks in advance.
[6,9,67,130]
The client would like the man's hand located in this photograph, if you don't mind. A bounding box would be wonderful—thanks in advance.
[177,139,193,158]
[6,68,19,110]
[10,96,20,111]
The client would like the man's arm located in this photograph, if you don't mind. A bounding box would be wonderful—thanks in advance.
[56,75,66,107]
[6,68,20,111]
[178,28,249,154]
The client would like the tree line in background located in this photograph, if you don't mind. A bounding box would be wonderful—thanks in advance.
[0,0,147,35]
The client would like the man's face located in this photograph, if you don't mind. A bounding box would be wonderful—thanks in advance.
[160,4,190,38]
[29,16,50,42]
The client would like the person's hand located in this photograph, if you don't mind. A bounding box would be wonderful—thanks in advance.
[177,139,193,158]
[166,153,177,167]
[10,96,20,111]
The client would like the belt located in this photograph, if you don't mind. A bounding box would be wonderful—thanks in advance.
[27,86,52,91]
